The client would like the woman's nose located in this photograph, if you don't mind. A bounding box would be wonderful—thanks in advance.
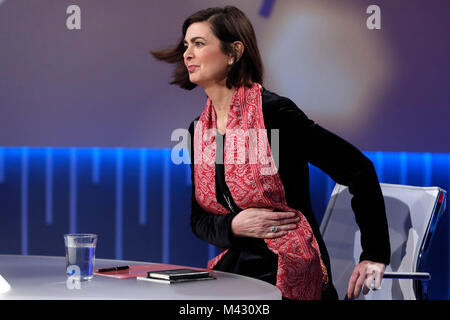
[183,46,193,60]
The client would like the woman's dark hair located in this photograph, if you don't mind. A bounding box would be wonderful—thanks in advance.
[150,6,263,90]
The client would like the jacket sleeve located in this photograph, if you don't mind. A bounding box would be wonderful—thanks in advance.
[273,98,391,265]
[188,119,239,249]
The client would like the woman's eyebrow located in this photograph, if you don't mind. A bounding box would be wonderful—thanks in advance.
[183,36,207,44]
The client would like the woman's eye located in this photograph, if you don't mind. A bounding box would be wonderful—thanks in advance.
[183,42,204,50]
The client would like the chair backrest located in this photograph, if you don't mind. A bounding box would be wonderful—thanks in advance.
[320,183,447,300]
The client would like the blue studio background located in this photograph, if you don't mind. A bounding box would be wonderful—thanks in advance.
[0,0,449,299]
[0,148,448,299]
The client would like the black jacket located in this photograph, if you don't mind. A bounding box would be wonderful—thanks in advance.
[187,87,391,296]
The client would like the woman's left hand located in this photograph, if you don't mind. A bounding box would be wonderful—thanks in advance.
[347,260,385,299]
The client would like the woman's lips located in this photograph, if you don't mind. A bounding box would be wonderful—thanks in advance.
[188,65,199,73]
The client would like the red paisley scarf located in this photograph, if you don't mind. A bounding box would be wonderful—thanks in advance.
[193,82,328,300]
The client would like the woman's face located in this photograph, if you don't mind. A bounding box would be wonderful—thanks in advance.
[183,21,231,88]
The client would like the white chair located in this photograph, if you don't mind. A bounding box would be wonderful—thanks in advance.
[320,183,447,300]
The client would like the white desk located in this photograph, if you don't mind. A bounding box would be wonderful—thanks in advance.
[0,255,281,300]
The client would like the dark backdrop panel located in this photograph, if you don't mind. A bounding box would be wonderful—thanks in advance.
[0,0,449,152]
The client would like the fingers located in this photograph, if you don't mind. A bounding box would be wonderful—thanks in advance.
[265,220,300,239]
[268,223,298,234]
[347,269,359,299]
[368,264,383,290]
[239,208,302,239]
[362,284,370,295]
[347,261,386,299]
[348,266,371,299]
[373,271,382,290]
[258,210,300,239]
[265,230,289,239]
[268,212,301,228]
[353,272,366,298]
[263,223,297,239]
[267,211,298,221]
[364,272,376,293]
[277,216,301,226]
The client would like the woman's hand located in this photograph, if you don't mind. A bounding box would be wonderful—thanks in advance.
[347,260,385,299]
[231,207,300,239]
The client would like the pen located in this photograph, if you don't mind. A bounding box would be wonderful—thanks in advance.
[97,266,130,273]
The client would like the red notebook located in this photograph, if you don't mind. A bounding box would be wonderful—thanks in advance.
[94,264,208,279]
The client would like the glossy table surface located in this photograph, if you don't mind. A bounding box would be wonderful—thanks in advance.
[0,255,282,300]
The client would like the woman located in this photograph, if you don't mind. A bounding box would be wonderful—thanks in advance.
[151,6,390,300]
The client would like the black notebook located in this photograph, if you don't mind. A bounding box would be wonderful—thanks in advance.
[147,268,211,280]
[136,275,216,284]
[136,268,216,284]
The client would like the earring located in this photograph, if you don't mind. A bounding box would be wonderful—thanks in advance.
[229,60,234,65]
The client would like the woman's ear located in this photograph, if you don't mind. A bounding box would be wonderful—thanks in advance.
[232,41,244,62]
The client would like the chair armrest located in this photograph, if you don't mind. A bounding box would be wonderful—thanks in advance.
[383,272,431,280]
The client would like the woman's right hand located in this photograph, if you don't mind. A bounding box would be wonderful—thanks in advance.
[231,207,300,239]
